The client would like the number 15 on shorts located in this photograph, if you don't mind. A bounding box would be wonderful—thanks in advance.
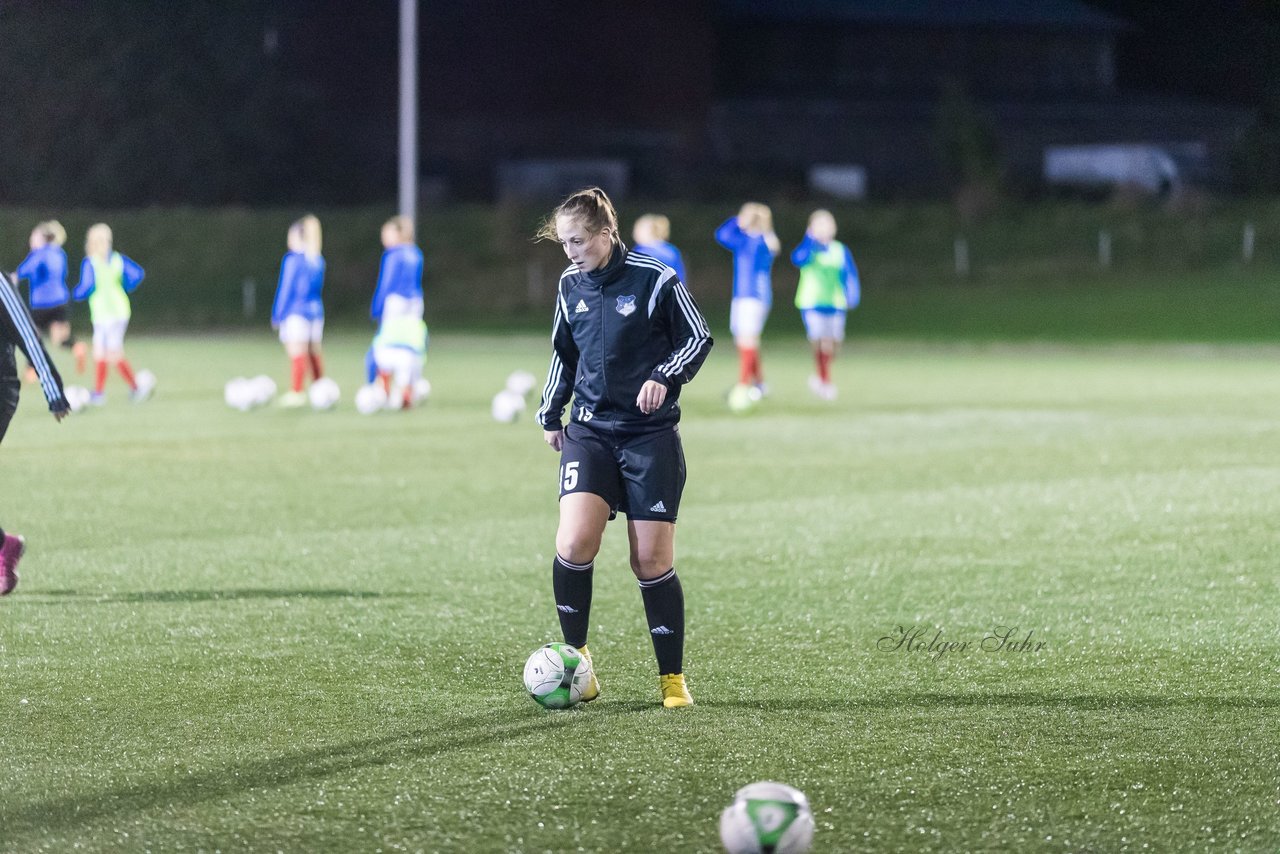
[560,461,579,491]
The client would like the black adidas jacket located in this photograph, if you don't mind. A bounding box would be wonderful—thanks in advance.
[1,277,67,414]
[537,242,713,437]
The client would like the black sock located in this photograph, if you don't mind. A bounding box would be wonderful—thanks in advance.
[552,554,593,648]
[639,568,684,675]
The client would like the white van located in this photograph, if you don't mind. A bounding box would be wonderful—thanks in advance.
[1043,145,1181,196]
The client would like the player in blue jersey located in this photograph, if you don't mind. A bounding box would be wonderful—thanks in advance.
[791,209,860,401]
[370,215,424,324]
[1,273,70,595]
[270,215,326,408]
[715,202,779,397]
[13,220,87,377]
[632,214,687,284]
[536,188,713,709]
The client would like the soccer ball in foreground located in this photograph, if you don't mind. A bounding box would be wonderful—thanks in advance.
[719,781,815,854]
[308,377,340,410]
[522,642,593,709]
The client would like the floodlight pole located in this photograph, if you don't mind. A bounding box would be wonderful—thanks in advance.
[398,0,418,225]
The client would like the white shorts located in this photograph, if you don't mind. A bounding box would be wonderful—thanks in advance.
[801,309,846,342]
[92,318,129,353]
[278,315,324,345]
[382,294,424,320]
[373,345,424,388]
[729,298,769,338]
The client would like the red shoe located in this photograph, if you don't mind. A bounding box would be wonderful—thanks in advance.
[1,534,25,596]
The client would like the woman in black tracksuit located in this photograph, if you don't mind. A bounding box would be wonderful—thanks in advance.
[536,187,713,708]
[1,274,69,595]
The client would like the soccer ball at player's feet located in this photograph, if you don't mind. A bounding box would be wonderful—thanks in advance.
[807,376,837,401]
[308,377,340,410]
[130,369,157,403]
[719,781,815,854]
[523,642,594,709]
[0,534,25,596]
[727,384,758,414]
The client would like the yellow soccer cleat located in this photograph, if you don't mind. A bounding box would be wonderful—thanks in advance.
[578,644,600,703]
[660,673,693,708]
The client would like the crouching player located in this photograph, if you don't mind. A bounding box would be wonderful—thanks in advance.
[370,313,428,410]
[72,224,152,405]
[1,274,70,595]
[536,188,713,708]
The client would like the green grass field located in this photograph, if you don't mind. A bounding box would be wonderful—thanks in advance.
[1,332,1277,852]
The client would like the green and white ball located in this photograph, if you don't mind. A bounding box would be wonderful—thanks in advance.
[522,642,593,709]
[719,781,815,854]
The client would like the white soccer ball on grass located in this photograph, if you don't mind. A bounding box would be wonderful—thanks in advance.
[308,377,340,411]
[491,388,525,423]
[64,385,91,413]
[223,377,255,411]
[505,369,537,397]
[355,383,388,415]
[248,374,277,406]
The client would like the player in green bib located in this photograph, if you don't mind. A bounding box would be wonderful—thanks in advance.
[370,313,429,410]
[72,223,153,405]
[790,209,860,400]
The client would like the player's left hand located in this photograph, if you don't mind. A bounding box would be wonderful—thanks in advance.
[636,380,668,415]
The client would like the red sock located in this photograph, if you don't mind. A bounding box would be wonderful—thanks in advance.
[737,347,756,385]
[290,356,307,393]
[308,351,324,380]
[750,350,763,385]
[117,359,137,390]
[816,350,831,383]
[378,372,391,393]
[94,360,108,394]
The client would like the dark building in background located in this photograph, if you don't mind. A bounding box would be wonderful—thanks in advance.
[0,0,1262,206]
[708,0,1249,196]
[421,0,1252,200]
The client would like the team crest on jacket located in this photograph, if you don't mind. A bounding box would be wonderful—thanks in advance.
[616,295,637,317]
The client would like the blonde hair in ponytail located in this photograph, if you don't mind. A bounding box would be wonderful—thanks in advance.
[536,187,620,242]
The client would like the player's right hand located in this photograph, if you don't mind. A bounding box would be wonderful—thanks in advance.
[544,429,564,451]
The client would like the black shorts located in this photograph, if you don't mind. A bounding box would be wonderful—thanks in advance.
[30,305,68,332]
[558,422,687,522]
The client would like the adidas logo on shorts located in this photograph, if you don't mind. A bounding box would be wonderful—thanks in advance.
[575,300,589,314]
[649,500,667,513]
